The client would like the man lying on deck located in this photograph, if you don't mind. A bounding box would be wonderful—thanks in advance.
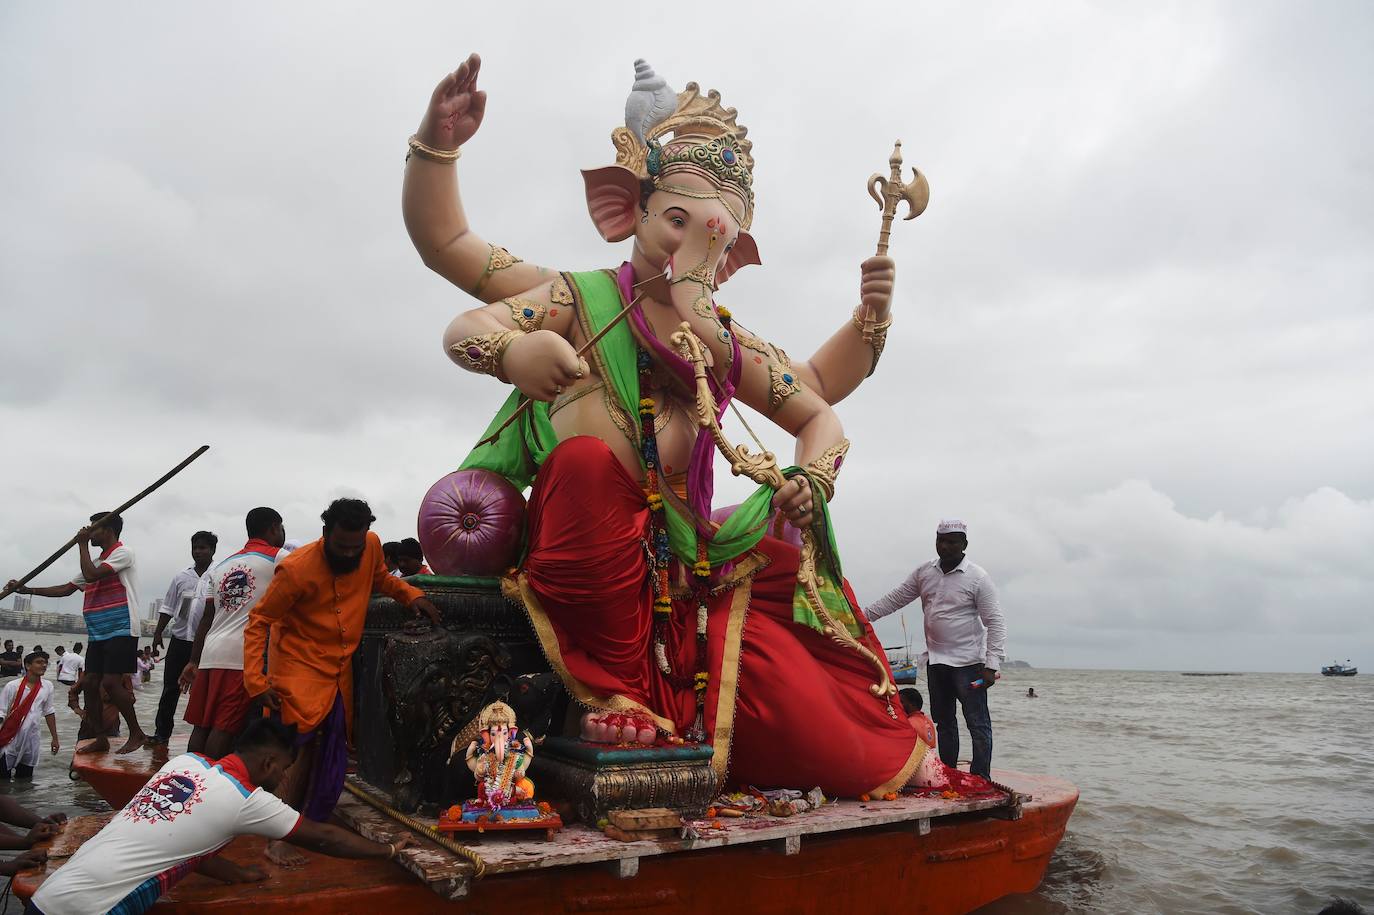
[25,719,414,915]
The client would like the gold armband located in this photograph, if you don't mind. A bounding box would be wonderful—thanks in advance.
[506,298,547,333]
[549,274,574,306]
[804,439,850,502]
[768,361,803,412]
[471,245,524,298]
[406,134,461,164]
[852,306,892,377]
[450,329,523,379]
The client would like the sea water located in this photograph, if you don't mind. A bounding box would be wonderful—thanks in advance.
[0,630,1370,914]
[980,667,1373,914]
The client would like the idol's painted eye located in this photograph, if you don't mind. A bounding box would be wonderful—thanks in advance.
[670,216,686,228]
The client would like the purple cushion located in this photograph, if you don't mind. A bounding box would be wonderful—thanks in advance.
[710,503,803,548]
[418,470,527,576]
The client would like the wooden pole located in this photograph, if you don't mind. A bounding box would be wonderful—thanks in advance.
[1,445,211,602]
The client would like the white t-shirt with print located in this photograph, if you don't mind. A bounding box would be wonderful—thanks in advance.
[199,546,282,671]
[31,752,301,915]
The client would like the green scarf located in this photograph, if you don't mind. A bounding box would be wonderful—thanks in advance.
[460,269,861,637]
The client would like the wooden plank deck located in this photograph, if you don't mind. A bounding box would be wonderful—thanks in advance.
[334,771,1051,901]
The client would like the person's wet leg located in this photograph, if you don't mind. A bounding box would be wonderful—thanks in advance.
[74,672,109,754]
[103,673,146,754]
[265,738,315,867]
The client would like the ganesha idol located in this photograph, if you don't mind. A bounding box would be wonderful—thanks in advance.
[402,54,981,797]
[462,700,535,810]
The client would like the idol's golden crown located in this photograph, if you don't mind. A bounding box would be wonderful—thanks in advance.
[477,700,516,729]
[612,61,755,228]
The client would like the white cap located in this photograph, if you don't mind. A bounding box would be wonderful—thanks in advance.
[936,519,967,535]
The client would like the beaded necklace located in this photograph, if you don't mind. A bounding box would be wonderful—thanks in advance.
[640,346,710,744]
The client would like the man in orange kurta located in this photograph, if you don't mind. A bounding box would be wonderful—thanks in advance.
[243,498,438,867]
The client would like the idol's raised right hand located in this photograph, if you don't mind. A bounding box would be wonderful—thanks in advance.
[503,330,589,403]
[416,53,487,152]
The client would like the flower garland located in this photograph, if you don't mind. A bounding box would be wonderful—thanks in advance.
[482,742,520,811]
[640,347,709,743]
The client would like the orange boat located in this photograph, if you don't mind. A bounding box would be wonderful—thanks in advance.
[24,749,1076,914]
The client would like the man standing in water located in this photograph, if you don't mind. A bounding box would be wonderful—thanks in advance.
[0,642,21,677]
[0,652,59,779]
[150,530,218,748]
[6,512,148,754]
[55,643,84,688]
[864,520,1006,780]
[243,498,440,866]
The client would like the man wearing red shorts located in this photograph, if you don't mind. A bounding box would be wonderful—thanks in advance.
[179,508,286,759]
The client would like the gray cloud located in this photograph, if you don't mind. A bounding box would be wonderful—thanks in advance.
[1,1,1370,671]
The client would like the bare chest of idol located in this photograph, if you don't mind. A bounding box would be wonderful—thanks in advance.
[547,297,727,481]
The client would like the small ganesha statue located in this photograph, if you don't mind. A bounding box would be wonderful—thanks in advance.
[463,700,535,810]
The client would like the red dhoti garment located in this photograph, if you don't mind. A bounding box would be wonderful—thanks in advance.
[515,436,924,797]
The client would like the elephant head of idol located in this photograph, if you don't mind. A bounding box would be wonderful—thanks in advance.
[582,59,762,289]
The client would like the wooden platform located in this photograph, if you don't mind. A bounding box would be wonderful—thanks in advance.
[334,770,1068,903]
[33,766,1078,913]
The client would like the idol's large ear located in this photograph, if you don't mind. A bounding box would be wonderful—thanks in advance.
[581,166,642,243]
[716,230,761,285]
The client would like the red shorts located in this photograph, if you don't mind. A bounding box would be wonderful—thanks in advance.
[184,668,252,734]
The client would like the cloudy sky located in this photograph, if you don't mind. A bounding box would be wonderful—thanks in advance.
[2,2,1370,671]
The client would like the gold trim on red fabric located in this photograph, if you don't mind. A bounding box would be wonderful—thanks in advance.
[709,581,751,783]
[869,734,928,796]
[512,574,677,734]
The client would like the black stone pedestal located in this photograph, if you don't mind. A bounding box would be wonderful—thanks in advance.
[353,576,552,812]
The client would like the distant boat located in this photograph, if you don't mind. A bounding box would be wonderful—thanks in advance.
[1321,660,1358,677]
[885,611,922,684]
[890,659,921,684]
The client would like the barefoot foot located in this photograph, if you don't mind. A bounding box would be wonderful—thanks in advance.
[74,738,111,755]
[115,733,148,755]
[265,839,308,868]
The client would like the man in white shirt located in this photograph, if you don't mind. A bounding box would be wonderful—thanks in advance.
[865,520,1006,779]
[26,718,413,915]
[151,531,218,748]
[0,653,59,780]
[180,508,286,760]
[54,645,83,687]
[6,512,148,754]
